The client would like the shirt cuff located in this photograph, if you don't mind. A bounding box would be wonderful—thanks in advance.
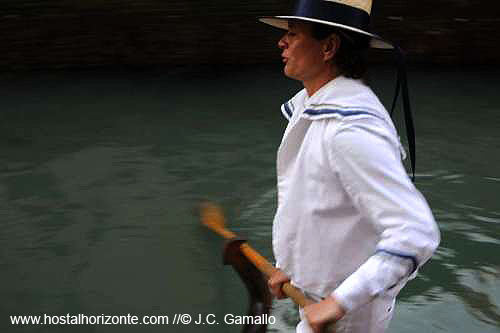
[331,252,412,313]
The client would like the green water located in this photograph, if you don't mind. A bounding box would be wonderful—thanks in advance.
[1,66,499,332]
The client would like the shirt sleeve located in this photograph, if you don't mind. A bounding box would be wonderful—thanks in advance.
[325,117,440,312]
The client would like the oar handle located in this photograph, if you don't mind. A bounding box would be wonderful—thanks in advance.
[239,243,314,308]
[202,206,315,307]
[240,243,335,331]
[209,224,238,240]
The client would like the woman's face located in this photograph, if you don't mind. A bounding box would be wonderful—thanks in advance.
[278,21,326,82]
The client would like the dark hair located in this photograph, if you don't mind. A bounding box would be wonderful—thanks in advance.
[311,23,369,79]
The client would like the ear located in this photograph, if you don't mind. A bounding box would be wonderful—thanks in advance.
[322,34,341,62]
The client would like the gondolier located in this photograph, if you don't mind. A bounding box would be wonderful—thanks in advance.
[260,1,440,332]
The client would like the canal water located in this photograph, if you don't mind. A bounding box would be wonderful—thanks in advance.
[1,65,499,333]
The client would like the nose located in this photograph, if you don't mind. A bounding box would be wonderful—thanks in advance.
[278,34,287,50]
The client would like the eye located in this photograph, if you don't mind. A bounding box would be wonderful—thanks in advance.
[287,31,296,37]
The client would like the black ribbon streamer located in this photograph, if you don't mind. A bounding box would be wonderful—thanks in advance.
[390,46,416,182]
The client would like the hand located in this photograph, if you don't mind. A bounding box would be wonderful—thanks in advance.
[267,268,290,299]
[303,296,346,333]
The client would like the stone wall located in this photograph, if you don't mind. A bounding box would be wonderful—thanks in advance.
[0,0,498,70]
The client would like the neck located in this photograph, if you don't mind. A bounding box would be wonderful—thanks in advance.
[303,65,339,97]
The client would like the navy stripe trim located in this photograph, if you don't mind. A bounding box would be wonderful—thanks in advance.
[283,102,293,117]
[281,102,292,121]
[303,108,381,118]
[375,249,419,275]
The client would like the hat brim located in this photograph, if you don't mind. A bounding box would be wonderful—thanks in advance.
[259,16,393,50]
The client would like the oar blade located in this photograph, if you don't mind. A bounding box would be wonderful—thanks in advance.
[200,201,225,229]
[200,201,237,239]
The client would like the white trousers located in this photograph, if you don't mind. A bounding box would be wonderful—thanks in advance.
[296,297,395,333]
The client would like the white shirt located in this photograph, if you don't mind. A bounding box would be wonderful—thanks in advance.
[273,76,440,313]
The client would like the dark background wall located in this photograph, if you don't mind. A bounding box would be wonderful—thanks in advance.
[1,0,499,70]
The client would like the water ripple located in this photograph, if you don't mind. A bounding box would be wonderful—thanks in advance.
[469,214,500,224]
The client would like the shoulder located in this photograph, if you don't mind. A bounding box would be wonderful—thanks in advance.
[304,76,389,122]
[322,116,404,170]
[319,77,384,111]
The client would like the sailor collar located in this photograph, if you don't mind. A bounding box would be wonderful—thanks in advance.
[281,76,386,122]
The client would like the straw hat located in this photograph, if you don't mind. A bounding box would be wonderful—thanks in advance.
[259,0,392,49]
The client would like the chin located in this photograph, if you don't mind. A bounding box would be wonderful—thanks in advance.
[283,67,298,80]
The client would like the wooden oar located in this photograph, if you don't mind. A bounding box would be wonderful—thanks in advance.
[200,202,315,308]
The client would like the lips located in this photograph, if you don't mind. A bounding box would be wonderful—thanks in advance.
[280,52,287,63]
